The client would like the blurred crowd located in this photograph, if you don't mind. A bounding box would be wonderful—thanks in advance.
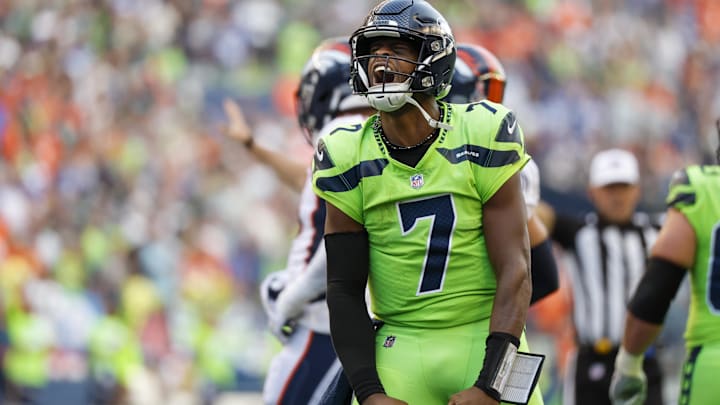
[469,0,720,211]
[0,0,717,404]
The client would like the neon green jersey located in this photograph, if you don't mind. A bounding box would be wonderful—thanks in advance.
[666,165,720,347]
[312,101,529,329]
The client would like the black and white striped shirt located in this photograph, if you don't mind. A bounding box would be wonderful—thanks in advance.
[552,212,660,346]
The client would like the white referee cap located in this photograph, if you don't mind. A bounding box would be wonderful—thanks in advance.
[589,148,639,187]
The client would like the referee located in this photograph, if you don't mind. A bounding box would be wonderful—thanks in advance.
[538,149,663,405]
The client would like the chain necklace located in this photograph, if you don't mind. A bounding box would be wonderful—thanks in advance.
[373,108,444,151]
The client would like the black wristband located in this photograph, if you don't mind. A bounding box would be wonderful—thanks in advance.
[475,332,520,401]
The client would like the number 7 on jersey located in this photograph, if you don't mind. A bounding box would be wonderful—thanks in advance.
[397,194,457,295]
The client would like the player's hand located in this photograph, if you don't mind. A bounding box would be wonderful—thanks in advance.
[448,386,498,405]
[222,98,253,145]
[610,347,647,405]
[362,393,408,405]
[268,289,305,343]
[609,372,647,405]
[267,313,297,344]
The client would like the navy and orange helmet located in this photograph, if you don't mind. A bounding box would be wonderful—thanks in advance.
[295,37,367,145]
[445,43,506,104]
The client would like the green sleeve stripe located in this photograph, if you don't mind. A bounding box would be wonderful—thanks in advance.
[436,145,520,167]
[316,158,389,192]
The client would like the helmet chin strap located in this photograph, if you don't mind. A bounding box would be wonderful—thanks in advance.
[404,95,453,131]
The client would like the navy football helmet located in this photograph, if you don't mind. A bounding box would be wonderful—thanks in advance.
[445,43,506,104]
[349,0,456,112]
[295,37,368,145]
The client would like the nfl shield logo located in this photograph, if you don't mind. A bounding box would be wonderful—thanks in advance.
[383,336,396,348]
[410,174,424,189]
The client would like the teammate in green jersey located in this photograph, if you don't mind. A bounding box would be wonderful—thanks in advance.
[312,1,540,404]
[610,121,720,405]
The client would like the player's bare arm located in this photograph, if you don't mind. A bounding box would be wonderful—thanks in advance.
[325,201,363,234]
[611,201,695,404]
[483,173,531,335]
[222,97,307,192]
[450,173,531,405]
[648,208,695,271]
[622,208,694,355]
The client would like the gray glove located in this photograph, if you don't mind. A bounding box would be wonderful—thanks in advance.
[610,373,647,405]
[609,347,647,405]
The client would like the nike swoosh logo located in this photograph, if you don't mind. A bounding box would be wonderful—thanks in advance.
[507,118,517,134]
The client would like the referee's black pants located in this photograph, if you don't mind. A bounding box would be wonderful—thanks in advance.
[564,345,663,405]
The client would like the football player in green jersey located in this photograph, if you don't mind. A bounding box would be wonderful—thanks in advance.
[312,1,542,404]
[610,121,720,405]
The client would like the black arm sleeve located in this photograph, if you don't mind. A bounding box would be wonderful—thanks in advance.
[628,257,686,324]
[530,238,559,305]
[325,231,384,402]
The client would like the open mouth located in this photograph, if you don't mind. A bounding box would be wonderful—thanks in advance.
[372,65,397,86]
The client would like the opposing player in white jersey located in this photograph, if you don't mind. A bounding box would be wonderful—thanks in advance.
[445,43,559,304]
[223,38,373,405]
